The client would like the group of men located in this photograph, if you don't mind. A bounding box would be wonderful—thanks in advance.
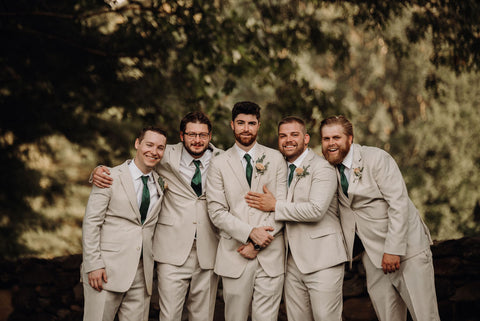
[81,101,440,321]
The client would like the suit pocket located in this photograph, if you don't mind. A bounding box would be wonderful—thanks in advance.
[100,242,121,252]
[157,215,174,226]
[310,228,336,239]
[219,231,232,239]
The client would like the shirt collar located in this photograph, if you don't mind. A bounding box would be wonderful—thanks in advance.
[129,159,152,180]
[234,142,258,161]
[288,148,309,168]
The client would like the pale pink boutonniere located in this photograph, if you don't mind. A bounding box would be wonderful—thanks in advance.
[255,154,270,175]
[158,176,168,192]
[295,165,310,179]
[353,167,364,182]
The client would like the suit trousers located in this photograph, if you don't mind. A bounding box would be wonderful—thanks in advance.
[156,241,219,321]
[83,259,150,321]
[284,254,344,321]
[221,258,284,321]
[362,249,440,321]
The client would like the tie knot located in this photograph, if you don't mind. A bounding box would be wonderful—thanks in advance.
[337,164,345,173]
[289,164,296,172]
[244,153,252,162]
[193,160,201,169]
[141,175,149,184]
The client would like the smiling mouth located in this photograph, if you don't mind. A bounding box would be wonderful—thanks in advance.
[328,147,338,152]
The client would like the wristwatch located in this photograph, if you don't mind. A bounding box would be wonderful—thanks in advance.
[248,238,261,251]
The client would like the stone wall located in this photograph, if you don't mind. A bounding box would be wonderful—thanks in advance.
[1,236,479,321]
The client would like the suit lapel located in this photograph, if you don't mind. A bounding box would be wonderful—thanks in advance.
[226,147,251,191]
[251,145,266,192]
[287,149,314,201]
[347,144,363,206]
[119,162,142,223]
[144,171,163,224]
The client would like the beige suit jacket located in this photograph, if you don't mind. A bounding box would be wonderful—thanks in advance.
[207,143,288,278]
[275,150,347,274]
[338,144,432,268]
[152,143,222,268]
[81,160,163,295]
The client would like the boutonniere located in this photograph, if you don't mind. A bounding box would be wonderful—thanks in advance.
[295,165,310,178]
[254,154,270,175]
[353,167,364,181]
[158,176,168,192]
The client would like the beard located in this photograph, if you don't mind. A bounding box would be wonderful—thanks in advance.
[235,132,257,147]
[322,142,351,165]
[183,141,209,157]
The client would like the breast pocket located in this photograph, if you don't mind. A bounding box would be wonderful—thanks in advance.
[309,228,336,239]
[157,215,175,226]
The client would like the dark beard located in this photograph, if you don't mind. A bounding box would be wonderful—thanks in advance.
[183,141,208,157]
[235,132,257,147]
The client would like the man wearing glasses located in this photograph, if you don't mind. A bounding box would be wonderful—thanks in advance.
[92,112,222,321]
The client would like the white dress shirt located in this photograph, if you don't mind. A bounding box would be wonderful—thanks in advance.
[179,146,213,190]
[129,160,160,216]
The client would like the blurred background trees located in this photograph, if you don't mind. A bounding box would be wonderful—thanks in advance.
[1,0,479,258]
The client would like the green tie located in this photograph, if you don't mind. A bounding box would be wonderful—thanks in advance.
[338,164,349,197]
[140,175,150,224]
[244,154,252,187]
[288,164,296,187]
[191,160,202,197]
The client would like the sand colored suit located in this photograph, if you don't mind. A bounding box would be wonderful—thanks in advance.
[275,149,347,321]
[82,160,164,321]
[152,143,221,321]
[207,143,287,321]
[337,144,439,321]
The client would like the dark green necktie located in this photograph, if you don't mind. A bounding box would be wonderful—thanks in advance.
[244,154,252,187]
[191,160,202,197]
[139,175,150,224]
[288,164,296,187]
[338,164,349,197]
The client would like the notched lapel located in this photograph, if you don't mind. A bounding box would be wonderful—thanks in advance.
[119,165,142,222]
[347,145,363,206]
[226,149,251,191]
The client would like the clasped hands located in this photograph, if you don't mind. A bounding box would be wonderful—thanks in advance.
[237,185,278,260]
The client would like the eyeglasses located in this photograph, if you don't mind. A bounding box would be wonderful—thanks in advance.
[184,132,210,140]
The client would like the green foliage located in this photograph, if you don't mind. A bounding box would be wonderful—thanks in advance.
[1,0,479,258]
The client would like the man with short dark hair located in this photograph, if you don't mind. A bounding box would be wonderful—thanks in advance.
[246,116,347,321]
[82,127,167,321]
[206,101,287,321]
[320,115,440,321]
[92,112,222,321]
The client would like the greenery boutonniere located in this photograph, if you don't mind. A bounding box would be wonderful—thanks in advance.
[158,176,168,192]
[295,165,310,179]
[255,154,270,175]
[353,167,364,181]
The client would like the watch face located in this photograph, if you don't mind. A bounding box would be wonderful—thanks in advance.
[254,244,261,251]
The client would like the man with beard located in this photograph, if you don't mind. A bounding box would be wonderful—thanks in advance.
[244,116,347,321]
[91,112,222,321]
[206,101,287,321]
[320,115,440,321]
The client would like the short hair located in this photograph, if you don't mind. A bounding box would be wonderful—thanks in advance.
[278,116,307,135]
[319,115,354,138]
[232,101,261,121]
[179,111,212,133]
[137,126,167,142]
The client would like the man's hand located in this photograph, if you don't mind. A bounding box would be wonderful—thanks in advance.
[249,226,274,248]
[88,268,108,292]
[381,253,401,274]
[245,185,276,212]
[237,242,259,259]
[92,166,113,188]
